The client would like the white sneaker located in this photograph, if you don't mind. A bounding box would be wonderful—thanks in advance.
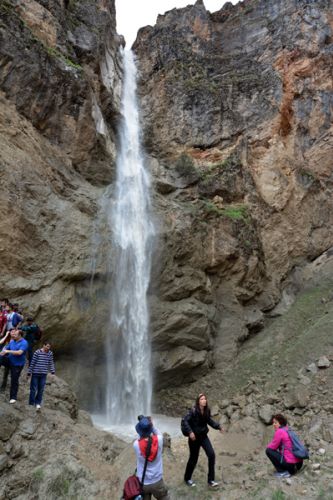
[208,481,219,488]
[36,404,41,410]
[185,480,196,487]
[9,399,16,404]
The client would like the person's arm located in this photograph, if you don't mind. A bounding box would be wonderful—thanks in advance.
[28,351,38,375]
[48,351,55,374]
[267,429,283,450]
[207,411,223,431]
[0,331,9,345]
[2,347,24,355]
[183,408,196,440]
[1,321,7,336]
[3,339,27,356]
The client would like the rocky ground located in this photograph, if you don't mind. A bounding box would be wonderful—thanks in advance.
[1,317,332,500]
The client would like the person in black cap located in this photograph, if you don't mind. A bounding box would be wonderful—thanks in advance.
[133,416,170,500]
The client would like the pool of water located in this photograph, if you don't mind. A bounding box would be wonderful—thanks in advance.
[91,413,182,442]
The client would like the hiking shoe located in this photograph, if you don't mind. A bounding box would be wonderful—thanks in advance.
[208,481,219,488]
[185,480,196,487]
[9,399,16,404]
[274,471,291,478]
[36,404,41,410]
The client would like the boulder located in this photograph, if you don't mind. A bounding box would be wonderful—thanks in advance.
[284,387,309,409]
[317,356,331,369]
[153,346,209,388]
[258,405,274,425]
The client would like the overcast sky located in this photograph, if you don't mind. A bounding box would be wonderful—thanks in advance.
[115,0,239,47]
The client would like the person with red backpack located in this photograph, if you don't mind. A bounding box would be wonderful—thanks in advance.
[133,416,170,500]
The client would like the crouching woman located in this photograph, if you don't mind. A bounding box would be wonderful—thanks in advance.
[266,414,303,478]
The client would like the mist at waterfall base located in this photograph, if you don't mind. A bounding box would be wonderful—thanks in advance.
[91,49,158,436]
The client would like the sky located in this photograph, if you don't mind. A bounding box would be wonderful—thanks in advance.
[115,0,239,47]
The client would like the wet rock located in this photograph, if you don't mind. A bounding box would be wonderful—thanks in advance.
[77,410,93,426]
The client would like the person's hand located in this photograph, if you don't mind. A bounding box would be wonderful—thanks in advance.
[219,427,225,434]
[0,349,7,356]
[49,374,55,382]
[189,432,196,441]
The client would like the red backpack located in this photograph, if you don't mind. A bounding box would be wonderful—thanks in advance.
[122,475,142,500]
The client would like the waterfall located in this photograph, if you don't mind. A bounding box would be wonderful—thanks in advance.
[105,49,155,424]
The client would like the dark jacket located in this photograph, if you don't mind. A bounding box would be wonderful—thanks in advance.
[182,406,221,437]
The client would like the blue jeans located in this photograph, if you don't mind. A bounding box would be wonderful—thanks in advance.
[0,356,24,399]
[29,373,47,405]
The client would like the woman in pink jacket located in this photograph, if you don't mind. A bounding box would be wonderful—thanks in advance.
[266,414,303,478]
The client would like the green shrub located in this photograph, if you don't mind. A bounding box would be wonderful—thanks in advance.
[47,476,70,497]
[175,153,198,178]
[223,205,248,220]
[272,489,287,500]
[46,46,82,70]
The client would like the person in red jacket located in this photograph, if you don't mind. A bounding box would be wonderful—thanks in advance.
[266,414,303,478]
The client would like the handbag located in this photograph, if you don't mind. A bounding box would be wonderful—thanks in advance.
[122,436,153,500]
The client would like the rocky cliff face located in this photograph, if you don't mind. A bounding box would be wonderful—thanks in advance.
[0,0,123,404]
[133,0,333,388]
[0,0,332,404]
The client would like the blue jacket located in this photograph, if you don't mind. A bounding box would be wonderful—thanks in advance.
[7,338,28,366]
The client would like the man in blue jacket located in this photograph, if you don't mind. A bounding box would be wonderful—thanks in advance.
[0,328,28,403]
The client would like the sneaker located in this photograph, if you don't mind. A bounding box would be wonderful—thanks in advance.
[208,481,219,488]
[185,480,196,487]
[9,399,16,404]
[274,471,291,478]
[36,404,41,410]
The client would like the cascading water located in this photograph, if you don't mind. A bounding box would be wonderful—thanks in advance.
[105,49,155,424]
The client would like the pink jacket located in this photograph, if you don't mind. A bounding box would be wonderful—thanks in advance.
[267,427,302,464]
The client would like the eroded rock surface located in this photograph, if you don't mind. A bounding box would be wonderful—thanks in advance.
[133,0,333,386]
[0,0,123,404]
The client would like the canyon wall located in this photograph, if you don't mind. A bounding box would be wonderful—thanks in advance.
[0,0,332,403]
[133,0,333,388]
[0,0,123,404]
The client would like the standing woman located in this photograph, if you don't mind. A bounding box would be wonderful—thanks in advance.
[183,393,223,488]
[266,414,303,478]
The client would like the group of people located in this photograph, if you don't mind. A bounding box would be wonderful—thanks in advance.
[0,299,55,409]
[130,394,304,500]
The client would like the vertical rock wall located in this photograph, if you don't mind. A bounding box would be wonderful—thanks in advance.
[0,0,123,404]
[133,0,333,388]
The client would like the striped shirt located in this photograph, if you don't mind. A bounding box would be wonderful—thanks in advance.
[28,349,55,375]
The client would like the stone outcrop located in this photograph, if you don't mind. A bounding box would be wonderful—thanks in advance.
[133,0,333,387]
[0,376,126,499]
[0,0,123,404]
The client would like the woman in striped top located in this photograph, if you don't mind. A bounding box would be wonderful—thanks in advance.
[27,342,55,410]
